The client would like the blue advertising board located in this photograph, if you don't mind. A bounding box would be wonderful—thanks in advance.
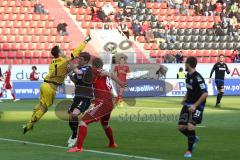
[12,81,66,99]
[212,79,240,96]
[123,80,166,97]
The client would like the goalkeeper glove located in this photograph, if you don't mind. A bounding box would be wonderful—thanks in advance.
[84,35,91,43]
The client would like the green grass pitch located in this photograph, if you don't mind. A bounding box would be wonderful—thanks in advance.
[0,96,240,160]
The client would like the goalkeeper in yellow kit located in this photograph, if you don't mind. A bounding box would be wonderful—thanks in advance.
[23,35,91,134]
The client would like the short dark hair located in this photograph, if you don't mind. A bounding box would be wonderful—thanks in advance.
[51,45,60,58]
[92,57,103,69]
[186,56,197,68]
[80,52,91,62]
[32,66,37,70]
[219,54,224,57]
[179,67,183,72]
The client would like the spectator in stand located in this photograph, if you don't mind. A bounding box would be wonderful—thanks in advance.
[203,2,214,16]
[97,8,108,22]
[91,7,101,22]
[118,22,130,39]
[115,9,125,22]
[30,66,39,81]
[167,0,175,9]
[179,2,190,15]
[176,51,184,63]
[234,51,240,63]
[57,20,69,36]
[195,3,203,15]
[230,49,238,62]
[174,0,183,9]
[141,21,150,36]
[215,2,222,15]
[34,0,48,14]
[102,3,115,16]
[153,28,167,44]
[132,20,142,40]
[164,53,176,63]
[145,28,155,43]
[229,2,238,15]
[190,0,195,9]
[235,8,240,23]
[123,7,132,21]
[0,67,2,81]
[73,0,85,8]
[220,8,230,28]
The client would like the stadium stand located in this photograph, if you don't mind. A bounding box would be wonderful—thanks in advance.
[64,0,239,63]
[0,0,71,64]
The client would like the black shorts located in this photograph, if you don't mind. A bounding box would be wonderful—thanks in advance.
[68,96,91,114]
[178,106,203,125]
[215,79,224,90]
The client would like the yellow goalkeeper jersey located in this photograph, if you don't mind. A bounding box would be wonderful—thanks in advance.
[44,42,86,85]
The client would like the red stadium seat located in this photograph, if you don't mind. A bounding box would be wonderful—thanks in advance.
[8,52,15,59]
[47,36,55,43]
[44,43,52,51]
[39,36,47,43]
[36,44,44,50]
[55,36,63,43]
[20,28,27,35]
[7,36,15,43]
[210,57,217,63]
[23,36,31,43]
[203,50,210,56]
[37,21,45,28]
[196,50,203,57]
[3,43,10,50]
[24,51,32,58]
[0,36,6,43]
[50,28,57,36]
[13,7,20,14]
[41,51,49,58]
[31,36,39,43]
[144,43,151,50]
[63,36,70,43]
[150,50,157,58]
[0,21,5,28]
[9,14,17,21]
[76,15,84,21]
[33,51,40,58]
[32,14,40,21]
[11,43,19,50]
[70,8,78,15]
[13,59,21,64]
[25,14,33,21]
[225,50,232,56]
[4,59,12,64]
[34,28,43,35]
[15,36,23,43]
[38,59,47,64]
[20,43,28,50]
[28,43,36,50]
[202,57,210,63]
[16,51,24,58]
[0,52,6,58]
[21,21,30,28]
[137,36,145,43]
[2,28,10,35]
[151,43,159,50]
[10,28,18,35]
[22,59,30,64]
[40,14,48,21]
[45,21,53,28]
[30,59,38,64]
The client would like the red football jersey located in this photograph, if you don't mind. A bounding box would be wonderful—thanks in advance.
[30,71,39,81]
[4,70,11,84]
[114,65,130,82]
[93,69,112,99]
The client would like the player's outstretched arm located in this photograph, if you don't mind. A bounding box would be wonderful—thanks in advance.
[101,71,126,87]
[71,35,91,59]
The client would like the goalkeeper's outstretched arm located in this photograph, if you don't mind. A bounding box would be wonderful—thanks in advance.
[71,35,91,59]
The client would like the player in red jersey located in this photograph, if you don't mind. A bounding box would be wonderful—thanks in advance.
[114,57,130,105]
[0,65,19,102]
[67,58,126,153]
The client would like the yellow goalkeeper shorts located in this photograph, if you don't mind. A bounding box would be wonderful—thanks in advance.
[39,82,57,108]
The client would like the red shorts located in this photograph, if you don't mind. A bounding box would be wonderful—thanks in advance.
[3,83,12,90]
[82,99,113,125]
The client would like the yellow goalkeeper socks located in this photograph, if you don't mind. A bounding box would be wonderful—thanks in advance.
[27,104,47,130]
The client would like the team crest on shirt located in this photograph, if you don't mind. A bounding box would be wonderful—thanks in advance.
[197,76,202,82]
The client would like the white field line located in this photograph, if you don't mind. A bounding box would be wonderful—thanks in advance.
[0,138,164,160]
